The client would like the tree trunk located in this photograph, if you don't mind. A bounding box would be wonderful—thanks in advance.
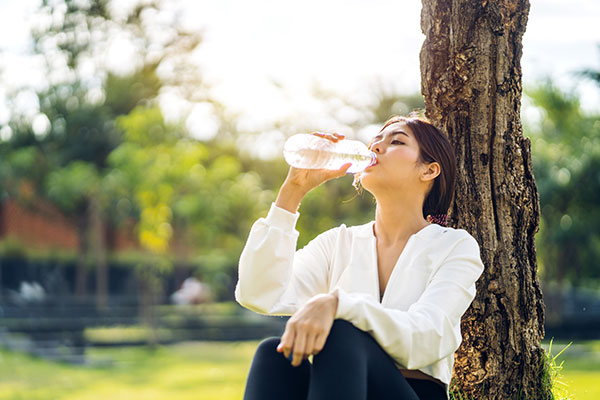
[138,263,163,347]
[89,194,109,311]
[74,200,90,300]
[420,1,549,398]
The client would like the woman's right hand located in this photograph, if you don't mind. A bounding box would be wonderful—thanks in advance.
[275,133,352,213]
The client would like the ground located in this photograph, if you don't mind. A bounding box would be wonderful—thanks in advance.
[0,340,597,399]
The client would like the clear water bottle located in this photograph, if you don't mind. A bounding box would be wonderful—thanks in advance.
[283,133,377,174]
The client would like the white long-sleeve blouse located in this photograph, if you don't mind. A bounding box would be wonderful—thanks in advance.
[235,202,485,398]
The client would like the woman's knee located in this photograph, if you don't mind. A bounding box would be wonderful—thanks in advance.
[319,319,365,355]
[328,319,364,340]
[254,337,280,359]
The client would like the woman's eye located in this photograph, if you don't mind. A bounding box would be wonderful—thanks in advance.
[392,141,404,145]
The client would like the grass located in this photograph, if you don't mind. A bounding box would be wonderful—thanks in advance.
[542,340,600,400]
[0,339,598,400]
[541,338,573,399]
[0,341,258,400]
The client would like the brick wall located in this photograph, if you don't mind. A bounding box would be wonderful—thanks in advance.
[0,198,140,252]
[0,199,79,250]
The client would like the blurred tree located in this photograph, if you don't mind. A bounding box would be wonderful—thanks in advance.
[525,80,600,288]
[420,0,547,398]
[577,45,600,87]
[107,106,272,301]
[0,0,209,311]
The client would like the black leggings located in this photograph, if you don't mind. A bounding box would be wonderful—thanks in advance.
[243,319,447,400]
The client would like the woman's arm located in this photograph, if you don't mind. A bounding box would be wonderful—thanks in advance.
[235,202,341,315]
[235,133,351,315]
[274,134,351,213]
[330,234,484,370]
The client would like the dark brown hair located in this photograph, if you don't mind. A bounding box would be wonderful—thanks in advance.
[356,115,457,219]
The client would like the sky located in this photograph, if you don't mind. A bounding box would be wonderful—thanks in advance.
[0,0,599,157]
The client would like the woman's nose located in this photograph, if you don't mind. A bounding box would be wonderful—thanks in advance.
[371,141,383,153]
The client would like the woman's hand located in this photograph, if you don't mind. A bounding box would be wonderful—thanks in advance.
[276,133,351,213]
[284,132,351,191]
[276,293,339,367]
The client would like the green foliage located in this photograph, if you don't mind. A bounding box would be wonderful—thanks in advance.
[106,105,272,299]
[524,80,600,288]
[46,161,100,213]
[37,89,122,168]
[0,147,41,198]
[0,236,28,259]
[3,147,37,175]
[104,68,162,116]
[109,107,195,254]
[116,106,182,145]
[576,45,600,89]
[297,177,375,247]
[0,0,216,281]
[32,0,111,69]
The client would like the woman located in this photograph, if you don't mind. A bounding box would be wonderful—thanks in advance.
[235,115,485,400]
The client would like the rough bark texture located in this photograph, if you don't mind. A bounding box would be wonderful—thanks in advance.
[420,1,549,398]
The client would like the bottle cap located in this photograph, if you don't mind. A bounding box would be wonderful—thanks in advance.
[367,152,377,168]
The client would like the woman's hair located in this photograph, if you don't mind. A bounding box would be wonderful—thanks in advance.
[354,115,457,219]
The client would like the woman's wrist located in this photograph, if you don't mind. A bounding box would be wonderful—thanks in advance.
[328,292,339,315]
[275,182,308,214]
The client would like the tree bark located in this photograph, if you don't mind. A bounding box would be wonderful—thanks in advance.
[89,194,109,311]
[420,1,549,398]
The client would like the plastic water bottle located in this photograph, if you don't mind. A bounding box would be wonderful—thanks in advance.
[283,133,377,174]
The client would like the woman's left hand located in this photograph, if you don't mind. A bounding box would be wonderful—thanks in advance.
[277,293,339,367]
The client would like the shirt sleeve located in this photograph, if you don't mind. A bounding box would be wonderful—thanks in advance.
[331,233,484,370]
[235,202,337,316]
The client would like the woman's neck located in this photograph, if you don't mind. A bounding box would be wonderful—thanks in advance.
[373,197,430,246]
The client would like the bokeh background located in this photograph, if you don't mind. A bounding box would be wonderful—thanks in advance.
[0,0,599,399]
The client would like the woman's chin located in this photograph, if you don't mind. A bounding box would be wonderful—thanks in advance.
[360,173,396,195]
[358,174,376,192]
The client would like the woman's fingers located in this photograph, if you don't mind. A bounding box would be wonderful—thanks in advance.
[291,330,307,367]
[313,332,328,355]
[277,295,339,365]
[303,332,317,357]
[327,163,352,179]
[277,324,322,366]
[277,327,295,360]
[339,162,352,174]
[311,132,345,142]
[284,161,351,193]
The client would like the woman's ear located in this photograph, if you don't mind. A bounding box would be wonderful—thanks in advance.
[420,162,441,183]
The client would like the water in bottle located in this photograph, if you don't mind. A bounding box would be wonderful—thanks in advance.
[283,133,377,174]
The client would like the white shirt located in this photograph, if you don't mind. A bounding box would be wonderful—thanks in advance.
[235,203,485,399]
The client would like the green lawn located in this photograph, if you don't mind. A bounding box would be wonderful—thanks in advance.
[0,340,598,399]
[542,340,600,400]
[0,341,257,400]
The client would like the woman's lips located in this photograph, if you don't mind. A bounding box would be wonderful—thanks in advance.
[365,159,378,169]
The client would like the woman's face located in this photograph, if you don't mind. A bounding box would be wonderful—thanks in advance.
[359,121,426,195]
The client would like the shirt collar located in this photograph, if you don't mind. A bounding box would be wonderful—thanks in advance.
[353,220,445,239]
